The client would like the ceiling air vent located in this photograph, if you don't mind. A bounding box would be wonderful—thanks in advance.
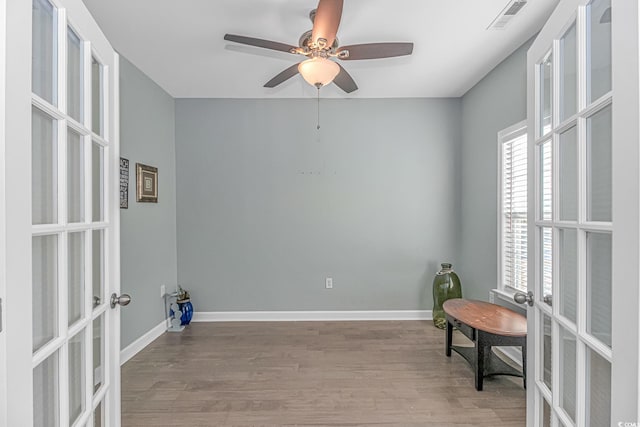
[488,0,528,30]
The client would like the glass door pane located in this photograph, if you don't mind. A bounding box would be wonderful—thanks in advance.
[67,28,83,123]
[92,316,103,393]
[560,23,577,121]
[558,228,577,323]
[68,232,85,326]
[32,0,57,105]
[559,127,578,221]
[33,351,60,427]
[587,105,612,222]
[586,348,611,426]
[542,397,552,427]
[32,107,58,225]
[539,141,552,221]
[91,58,103,136]
[559,327,577,422]
[541,227,553,304]
[92,143,104,222]
[587,0,612,102]
[33,235,58,352]
[542,314,552,390]
[67,129,84,223]
[587,232,612,347]
[93,400,103,427]
[540,54,553,136]
[92,230,104,308]
[68,331,86,425]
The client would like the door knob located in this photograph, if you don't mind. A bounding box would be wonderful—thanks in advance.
[514,291,534,306]
[110,293,132,308]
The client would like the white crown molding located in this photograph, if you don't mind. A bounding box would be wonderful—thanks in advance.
[120,318,167,365]
[192,310,433,322]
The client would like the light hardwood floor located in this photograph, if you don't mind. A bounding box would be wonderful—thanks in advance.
[121,321,526,426]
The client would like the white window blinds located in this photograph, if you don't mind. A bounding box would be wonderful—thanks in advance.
[501,127,528,292]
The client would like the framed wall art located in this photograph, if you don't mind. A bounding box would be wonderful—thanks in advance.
[120,157,129,208]
[136,163,158,203]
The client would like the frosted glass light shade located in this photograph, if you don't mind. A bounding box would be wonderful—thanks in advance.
[298,57,340,87]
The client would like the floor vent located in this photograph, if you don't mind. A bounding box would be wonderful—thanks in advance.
[488,0,528,30]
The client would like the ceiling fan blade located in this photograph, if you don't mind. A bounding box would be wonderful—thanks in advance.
[224,34,297,54]
[264,63,301,88]
[333,64,358,93]
[337,43,414,60]
[311,0,343,48]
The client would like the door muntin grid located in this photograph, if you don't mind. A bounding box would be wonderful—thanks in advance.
[31,0,111,425]
[532,1,613,425]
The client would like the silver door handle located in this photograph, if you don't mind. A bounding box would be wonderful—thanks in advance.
[543,294,553,306]
[110,293,132,308]
[514,291,534,306]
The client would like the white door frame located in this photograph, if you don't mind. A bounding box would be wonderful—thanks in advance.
[4,0,36,423]
[2,0,121,424]
[526,0,640,425]
[610,0,640,421]
[0,0,8,425]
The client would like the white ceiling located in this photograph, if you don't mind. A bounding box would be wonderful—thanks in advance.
[81,0,559,98]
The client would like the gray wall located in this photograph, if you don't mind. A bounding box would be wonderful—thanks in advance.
[458,39,534,301]
[175,98,462,311]
[119,57,177,348]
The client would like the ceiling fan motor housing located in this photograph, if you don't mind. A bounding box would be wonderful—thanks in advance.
[298,29,339,51]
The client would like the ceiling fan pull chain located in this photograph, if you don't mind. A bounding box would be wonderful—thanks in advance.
[317,86,321,130]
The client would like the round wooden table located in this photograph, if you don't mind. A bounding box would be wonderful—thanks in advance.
[443,298,527,391]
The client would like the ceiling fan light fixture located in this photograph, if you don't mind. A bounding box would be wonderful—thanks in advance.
[298,57,340,88]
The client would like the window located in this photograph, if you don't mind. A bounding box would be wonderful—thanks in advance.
[499,121,528,293]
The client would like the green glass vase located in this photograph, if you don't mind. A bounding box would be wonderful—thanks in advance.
[432,263,462,329]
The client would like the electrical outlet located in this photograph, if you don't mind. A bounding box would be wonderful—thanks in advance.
[160,285,166,298]
[325,277,333,289]
[489,291,495,304]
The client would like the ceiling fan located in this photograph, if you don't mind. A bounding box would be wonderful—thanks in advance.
[223,0,414,93]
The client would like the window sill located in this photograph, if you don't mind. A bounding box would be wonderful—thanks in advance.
[491,288,527,310]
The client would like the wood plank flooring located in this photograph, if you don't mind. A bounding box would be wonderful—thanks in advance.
[121,321,525,426]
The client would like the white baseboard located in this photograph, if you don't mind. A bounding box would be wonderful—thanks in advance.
[192,310,432,322]
[120,319,167,365]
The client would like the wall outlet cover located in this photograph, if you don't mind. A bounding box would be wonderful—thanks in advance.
[325,277,333,289]
[161,284,166,298]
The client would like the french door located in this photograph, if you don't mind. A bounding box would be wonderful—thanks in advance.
[2,0,122,425]
[526,0,639,425]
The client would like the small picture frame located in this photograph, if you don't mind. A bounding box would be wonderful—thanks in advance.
[136,163,158,203]
[120,158,129,208]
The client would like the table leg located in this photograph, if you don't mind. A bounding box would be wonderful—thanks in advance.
[446,318,453,357]
[475,339,485,391]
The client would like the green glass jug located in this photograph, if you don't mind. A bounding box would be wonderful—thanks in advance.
[432,263,462,329]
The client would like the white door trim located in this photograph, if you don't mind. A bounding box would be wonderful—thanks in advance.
[108,50,122,426]
[0,0,8,424]
[610,0,640,421]
[3,0,34,423]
